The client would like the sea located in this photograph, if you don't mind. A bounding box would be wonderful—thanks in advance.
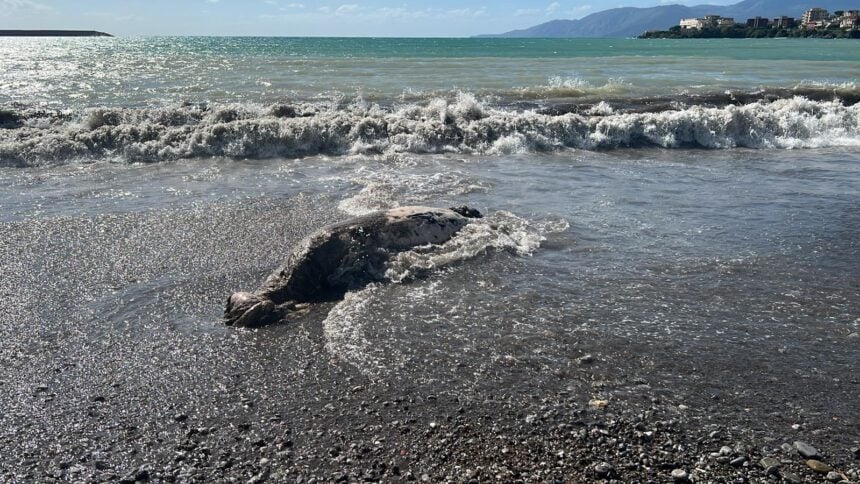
[1,37,858,427]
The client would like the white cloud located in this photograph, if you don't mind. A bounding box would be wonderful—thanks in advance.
[335,4,359,15]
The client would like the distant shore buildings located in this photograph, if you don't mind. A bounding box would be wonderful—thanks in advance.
[679,8,859,32]
[680,15,735,30]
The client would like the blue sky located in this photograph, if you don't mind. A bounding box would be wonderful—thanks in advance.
[1,0,738,36]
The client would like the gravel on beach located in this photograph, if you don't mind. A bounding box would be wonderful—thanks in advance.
[2,195,858,483]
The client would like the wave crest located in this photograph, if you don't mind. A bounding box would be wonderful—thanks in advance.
[1,95,858,166]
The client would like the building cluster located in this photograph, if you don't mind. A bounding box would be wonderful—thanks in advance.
[679,15,735,30]
[679,8,860,31]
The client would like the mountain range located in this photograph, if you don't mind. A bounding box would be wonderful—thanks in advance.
[479,0,860,38]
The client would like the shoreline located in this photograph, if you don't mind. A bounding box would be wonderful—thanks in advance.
[640,27,860,40]
[0,30,112,37]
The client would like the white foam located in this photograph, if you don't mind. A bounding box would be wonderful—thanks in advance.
[321,210,568,374]
[336,167,490,216]
[322,285,384,376]
[384,211,567,283]
[2,95,858,166]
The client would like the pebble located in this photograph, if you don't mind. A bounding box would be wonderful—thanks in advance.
[759,457,780,470]
[851,446,860,459]
[719,446,733,456]
[826,471,841,482]
[807,460,833,473]
[781,470,803,484]
[794,441,820,459]
[594,462,614,478]
[670,468,689,481]
[729,456,747,467]
[578,354,595,365]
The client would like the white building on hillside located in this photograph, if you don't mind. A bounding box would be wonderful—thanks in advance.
[840,10,859,29]
[680,18,704,29]
[679,15,735,30]
[801,8,829,26]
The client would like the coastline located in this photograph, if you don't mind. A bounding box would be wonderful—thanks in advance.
[0,30,112,37]
[640,27,860,39]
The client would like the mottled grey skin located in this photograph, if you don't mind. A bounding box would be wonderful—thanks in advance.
[225,206,482,328]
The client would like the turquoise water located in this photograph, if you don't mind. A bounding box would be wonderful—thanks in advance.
[1,37,857,107]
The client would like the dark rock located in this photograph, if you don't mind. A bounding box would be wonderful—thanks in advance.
[729,456,747,467]
[759,457,780,475]
[270,105,298,118]
[670,468,689,481]
[794,441,820,459]
[0,110,22,129]
[594,462,614,478]
[135,467,151,481]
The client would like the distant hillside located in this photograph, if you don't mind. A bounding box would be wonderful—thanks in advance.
[479,0,860,38]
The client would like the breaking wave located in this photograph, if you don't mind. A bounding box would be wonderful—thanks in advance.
[1,93,858,166]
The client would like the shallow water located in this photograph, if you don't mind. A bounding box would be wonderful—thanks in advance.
[2,148,857,417]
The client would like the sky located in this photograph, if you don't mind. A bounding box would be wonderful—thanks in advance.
[1,0,738,37]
